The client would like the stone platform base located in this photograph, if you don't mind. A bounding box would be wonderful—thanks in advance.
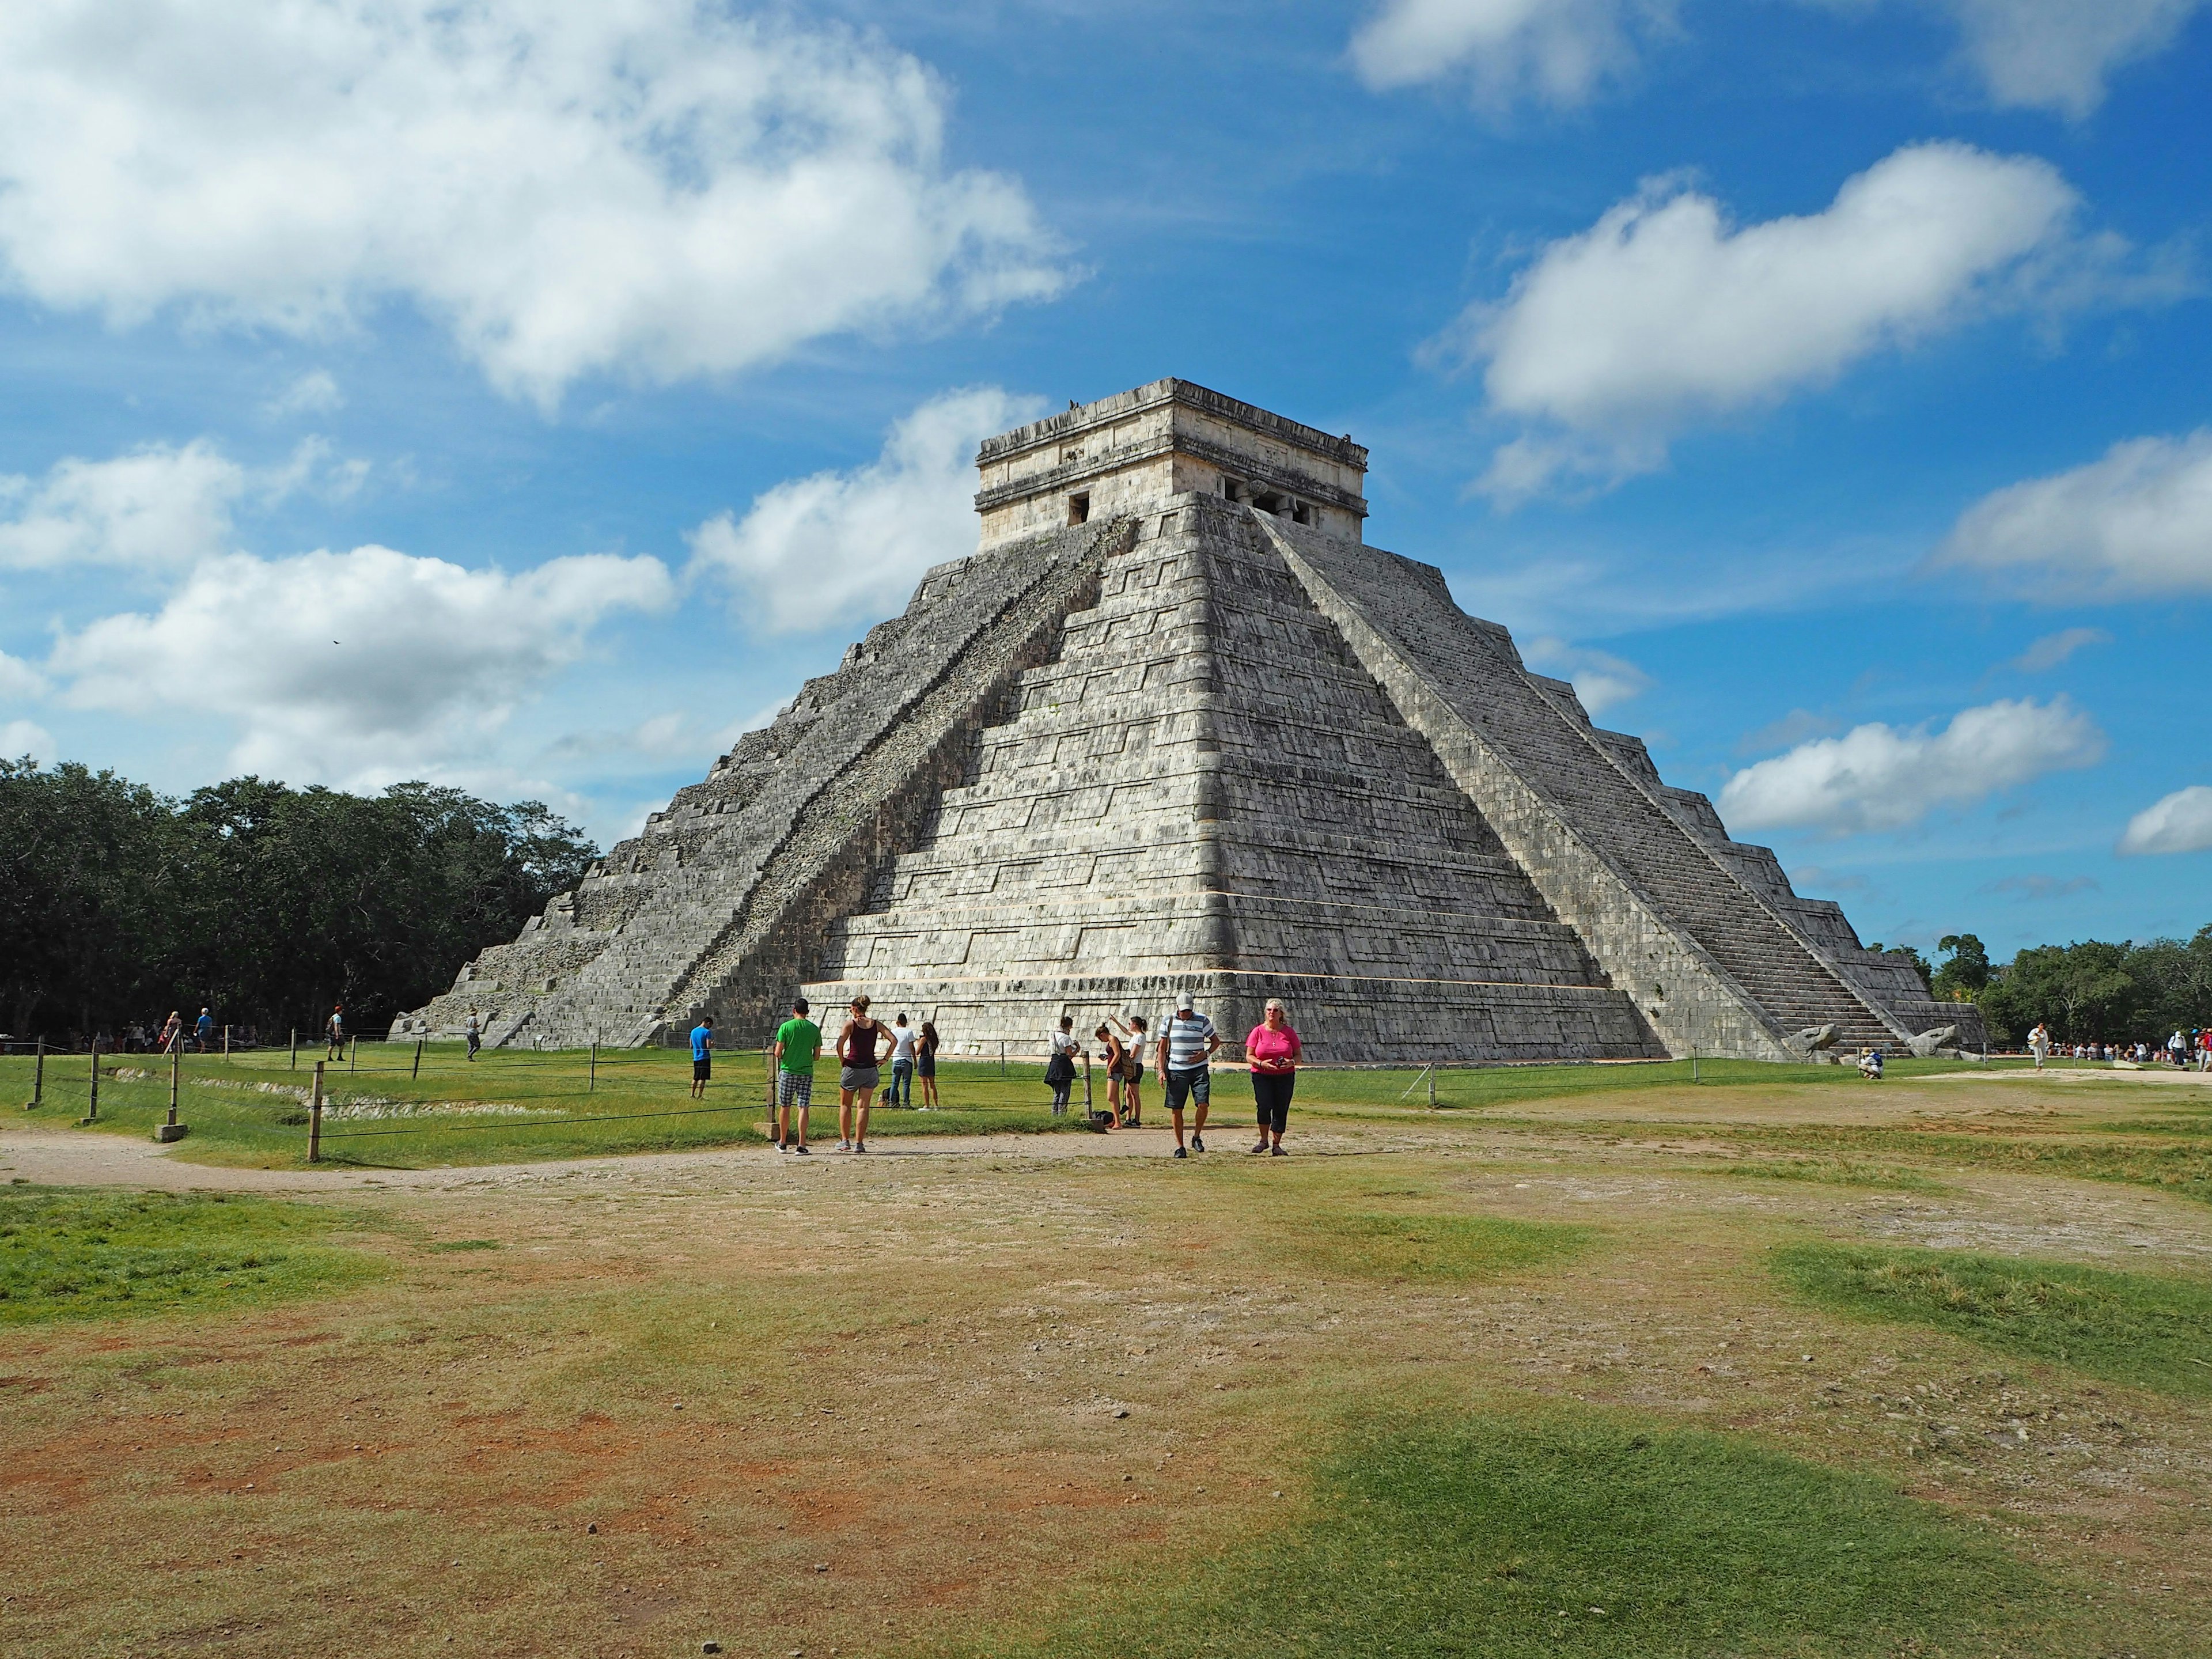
[153,1122,190,1143]
[797,971,1665,1066]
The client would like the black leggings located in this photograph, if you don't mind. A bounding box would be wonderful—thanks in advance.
[1252,1071,1294,1135]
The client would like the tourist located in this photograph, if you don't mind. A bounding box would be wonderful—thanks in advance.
[1160,991,1221,1158]
[837,996,889,1152]
[918,1020,941,1107]
[325,1002,346,1060]
[159,1010,183,1054]
[1111,1014,1149,1126]
[772,996,820,1154]
[195,1007,215,1052]
[1096,1023,1128,1125]
[465,1009,481,1061]
[2170,1030,2189,1068]
[1247,998,1301,1156]
[888,1013,917,1107]
[1858,1047,1884,1080]
[2028,1022,2050,1070]
[689,1015,714,1099]
[1046,1014,1080,1116]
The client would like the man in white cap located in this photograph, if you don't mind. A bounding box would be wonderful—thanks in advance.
[1159,990,1221,1158]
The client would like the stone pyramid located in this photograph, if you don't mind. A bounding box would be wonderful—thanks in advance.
[393,379,1977,1062]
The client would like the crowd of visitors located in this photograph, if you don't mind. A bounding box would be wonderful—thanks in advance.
[2027,1022,2210,1069]
[747,989,1302,1158]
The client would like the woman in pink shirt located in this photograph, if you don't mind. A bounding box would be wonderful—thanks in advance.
[1247,998,1301,1156]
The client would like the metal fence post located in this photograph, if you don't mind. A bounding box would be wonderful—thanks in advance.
[309,1062,324,1162]
[224,1024,231,1058]
[412,1039,423,1080]
[82,1036,100,1123]
[589,1041,597,1093]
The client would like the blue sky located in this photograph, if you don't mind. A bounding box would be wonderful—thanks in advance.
[2,0,2208,959]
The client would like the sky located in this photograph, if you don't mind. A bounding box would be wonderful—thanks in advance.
[1,0,2209,961]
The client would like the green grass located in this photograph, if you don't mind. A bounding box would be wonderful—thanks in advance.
[0,1186,379,1323]
[972,1410,2065,1658]
[0,1047,1088,1168]
[1287,1053,1986,1116]
[1775,1242,2212,1397]
[1695,1157,1948,1192]
[1286,1210,1593,1282]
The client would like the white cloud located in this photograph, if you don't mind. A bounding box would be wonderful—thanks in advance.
[2118,785,2212,855]
[48,545,672,783]
[0,650,46,700]
[2009,626,2110,671]
[1940,0,2206,118]
[0,440,245,570]
[1718,696,2105,835]
[1523,635,1652,715]
[1455,143,2090,499]
[688,387,1045,634]
[1938,430,2212,596]
[266,370,343,418]
[0,718,54,762]
[1349,0,1669,108]
[0,2,1066,407]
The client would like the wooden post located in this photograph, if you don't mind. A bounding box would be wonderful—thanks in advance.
[412,1039,423,1080]
[169,1043,180,1123]
[224,1024,231,1058]
[309,1062,324,1163]
[1082,1053,1093,1118]
[83,1036,100,1123]
[1427,1067,1435,1109]
[589,1041,597,1093]
[999,1040,1006,1078]
[349,1037,357,1073]
[31,1037,43,1109]
[290,1028,298,1070]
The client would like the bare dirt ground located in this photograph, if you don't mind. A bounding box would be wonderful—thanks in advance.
[5,1077,2211,1658]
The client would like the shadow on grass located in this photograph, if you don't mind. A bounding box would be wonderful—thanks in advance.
[960,1408,2066,1658]
[0,1186,381,1323]
[1774,1241,2212,1399]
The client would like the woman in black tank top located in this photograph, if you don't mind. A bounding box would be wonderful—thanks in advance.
[837,995,887,1152]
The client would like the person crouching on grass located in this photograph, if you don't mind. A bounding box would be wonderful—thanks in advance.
[837,996,890,1153]
[689,1015,714,1099]
[1247,998,1300,1156]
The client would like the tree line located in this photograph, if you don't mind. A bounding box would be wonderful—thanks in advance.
[0,760,597,1045]
[1874,929,2212,1046]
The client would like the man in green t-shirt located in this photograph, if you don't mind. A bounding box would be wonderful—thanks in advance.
[771,996,821,1154]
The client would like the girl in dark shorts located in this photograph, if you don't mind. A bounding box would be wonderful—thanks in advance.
[1246,998,1301,1156]
[918,1020,941,1108]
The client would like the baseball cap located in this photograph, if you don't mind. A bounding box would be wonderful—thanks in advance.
[1176,991,1194,1011]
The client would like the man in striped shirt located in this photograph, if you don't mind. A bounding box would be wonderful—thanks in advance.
[1160,990,1222,1158]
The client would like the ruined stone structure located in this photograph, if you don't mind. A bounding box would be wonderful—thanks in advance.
[392,379,1980,1061]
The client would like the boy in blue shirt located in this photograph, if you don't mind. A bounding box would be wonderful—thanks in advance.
[690,1017,714,1098]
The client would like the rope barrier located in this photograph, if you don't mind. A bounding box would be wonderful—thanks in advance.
[314,1100,771,1140]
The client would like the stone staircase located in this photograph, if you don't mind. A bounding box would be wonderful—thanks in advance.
[1262,516,1908,1057]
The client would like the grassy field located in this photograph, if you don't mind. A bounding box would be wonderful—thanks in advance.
[3,1055,2210,1657]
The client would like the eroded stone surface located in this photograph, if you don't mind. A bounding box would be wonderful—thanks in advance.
[392,379,1975,1061]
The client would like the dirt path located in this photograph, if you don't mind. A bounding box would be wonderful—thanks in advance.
[0,1120,1409,1194]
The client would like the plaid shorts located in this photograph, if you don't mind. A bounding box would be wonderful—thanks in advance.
[777,1071,813,1111]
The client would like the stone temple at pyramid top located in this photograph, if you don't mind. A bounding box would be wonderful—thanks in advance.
[392,379,1979,1063]
[974,378,1369,546]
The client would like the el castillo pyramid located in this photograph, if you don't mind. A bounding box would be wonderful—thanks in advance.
[392,380,1978,1062]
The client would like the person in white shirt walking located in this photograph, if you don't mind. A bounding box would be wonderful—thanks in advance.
[1159,991,1221,1158]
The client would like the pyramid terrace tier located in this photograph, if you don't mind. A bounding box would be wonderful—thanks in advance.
[796,972,1666,1066]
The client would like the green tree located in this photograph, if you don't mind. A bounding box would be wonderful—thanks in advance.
[1932,933,1991,1001]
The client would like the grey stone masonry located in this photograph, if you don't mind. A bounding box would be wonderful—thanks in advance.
[1255,513,1974,1056]
[806,493,1664,1064]
[391,520,1125,1049]
[396,377,1969,1060]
